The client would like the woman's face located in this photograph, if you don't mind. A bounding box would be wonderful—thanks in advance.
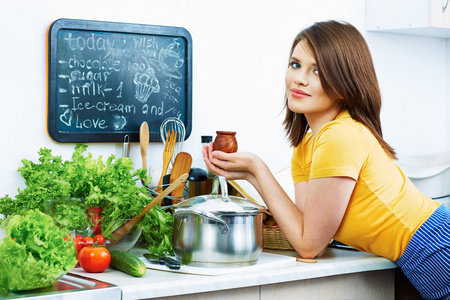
[285,41,340,122]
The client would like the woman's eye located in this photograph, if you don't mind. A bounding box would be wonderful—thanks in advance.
[290,62,301,69]
[313,69,319,75]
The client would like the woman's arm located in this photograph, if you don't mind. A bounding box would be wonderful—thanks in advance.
[294,181,308,212]
[203,144,355,259]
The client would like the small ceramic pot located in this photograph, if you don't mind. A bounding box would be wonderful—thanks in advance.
[213,131,238,153]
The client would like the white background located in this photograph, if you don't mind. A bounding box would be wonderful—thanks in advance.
[1,0,449,198]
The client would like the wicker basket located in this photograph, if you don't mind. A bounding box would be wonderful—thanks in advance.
[263,225,294,250]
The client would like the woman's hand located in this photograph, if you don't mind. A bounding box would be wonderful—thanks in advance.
[202,142,257,181]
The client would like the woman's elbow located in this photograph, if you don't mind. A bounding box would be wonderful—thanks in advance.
[294,245,327,259]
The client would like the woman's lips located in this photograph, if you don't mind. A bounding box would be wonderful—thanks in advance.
[291,88,311,98]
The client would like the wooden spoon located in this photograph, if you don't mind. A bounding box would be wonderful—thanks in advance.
[169,152,192,204]
[107,173,188,247]
[140,121,149,171]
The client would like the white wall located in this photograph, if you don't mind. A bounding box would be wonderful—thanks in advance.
[0,0,448,199]
[447,38,450,150]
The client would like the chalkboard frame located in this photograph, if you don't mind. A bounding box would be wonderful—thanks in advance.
[47,18,192,143]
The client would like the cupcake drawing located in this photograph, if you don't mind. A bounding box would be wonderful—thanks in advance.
[133,66,160,103]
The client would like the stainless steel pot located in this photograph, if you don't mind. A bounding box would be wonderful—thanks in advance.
[172,176,265,267]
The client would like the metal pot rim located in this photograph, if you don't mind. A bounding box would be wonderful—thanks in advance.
[172,194,262,213]
[172,176,266,214]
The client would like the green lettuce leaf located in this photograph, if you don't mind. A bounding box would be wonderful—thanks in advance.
[0,210,77,293]
[0,144,175,258]
[139,206,174,257]
[47,198,89,232]
[0,144,152,240]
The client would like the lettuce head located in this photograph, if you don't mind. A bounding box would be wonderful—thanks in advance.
[0,209,77,293]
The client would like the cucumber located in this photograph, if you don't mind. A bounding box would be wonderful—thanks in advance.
[109,251,146,277]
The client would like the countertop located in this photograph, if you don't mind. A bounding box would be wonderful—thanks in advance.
[68,247,398,300]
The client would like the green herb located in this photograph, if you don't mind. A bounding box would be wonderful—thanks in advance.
[0,209,78,293]
[139,206,174,257]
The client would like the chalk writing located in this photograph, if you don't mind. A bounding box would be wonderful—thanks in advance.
[64,33,116,57]
[53,28,187,135]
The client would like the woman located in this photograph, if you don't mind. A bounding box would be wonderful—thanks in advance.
[203,20,450,299]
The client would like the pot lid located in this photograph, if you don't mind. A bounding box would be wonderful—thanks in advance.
[174,176,263,213]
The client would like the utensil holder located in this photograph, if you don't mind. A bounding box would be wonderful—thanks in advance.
[141,175,189,213]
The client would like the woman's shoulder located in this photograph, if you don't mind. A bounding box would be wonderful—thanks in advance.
[293,131,314,153]
[316,112,375,152]
[320,116,367,138]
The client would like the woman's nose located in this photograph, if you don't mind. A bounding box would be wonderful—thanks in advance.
[293,71,307,86]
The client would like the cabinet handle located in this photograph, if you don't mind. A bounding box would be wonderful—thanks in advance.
[444,0,449,13]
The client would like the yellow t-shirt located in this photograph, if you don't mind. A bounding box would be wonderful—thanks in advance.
[291,110,439,261]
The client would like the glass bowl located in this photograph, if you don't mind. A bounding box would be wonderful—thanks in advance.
[105,222,142,252]
[46,197,92,236]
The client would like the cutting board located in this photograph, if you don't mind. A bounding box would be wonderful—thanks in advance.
[141,252,296,276]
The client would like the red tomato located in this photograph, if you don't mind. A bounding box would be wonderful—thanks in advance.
[75,239,84,252]
[87,207,103,235]
[78,246,111,273]
[83,236,94,247]
[93,235,105,245]
[75,234,84,241]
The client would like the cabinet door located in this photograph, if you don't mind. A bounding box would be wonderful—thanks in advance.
[261,270,395,300]
[430,0,450,28]
[366,0,450,37]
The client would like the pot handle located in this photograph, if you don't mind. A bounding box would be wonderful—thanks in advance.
[173,209,230,234]
[211,176,220,194]
[212,176,232,202]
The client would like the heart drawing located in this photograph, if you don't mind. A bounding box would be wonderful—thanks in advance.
[60,109,73,126]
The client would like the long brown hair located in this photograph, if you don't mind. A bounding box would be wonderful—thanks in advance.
[283,20,396,159]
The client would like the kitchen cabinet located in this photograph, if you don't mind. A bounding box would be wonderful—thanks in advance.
[260,270,393,300]
[366,0,450,38]
[159,269,394,300]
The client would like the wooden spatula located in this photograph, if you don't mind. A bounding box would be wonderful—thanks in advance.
[169,152,192,204]
[140,121,149,171]
[107,173,188,247]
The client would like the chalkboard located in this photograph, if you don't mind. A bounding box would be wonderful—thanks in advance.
[47,18,192,143]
